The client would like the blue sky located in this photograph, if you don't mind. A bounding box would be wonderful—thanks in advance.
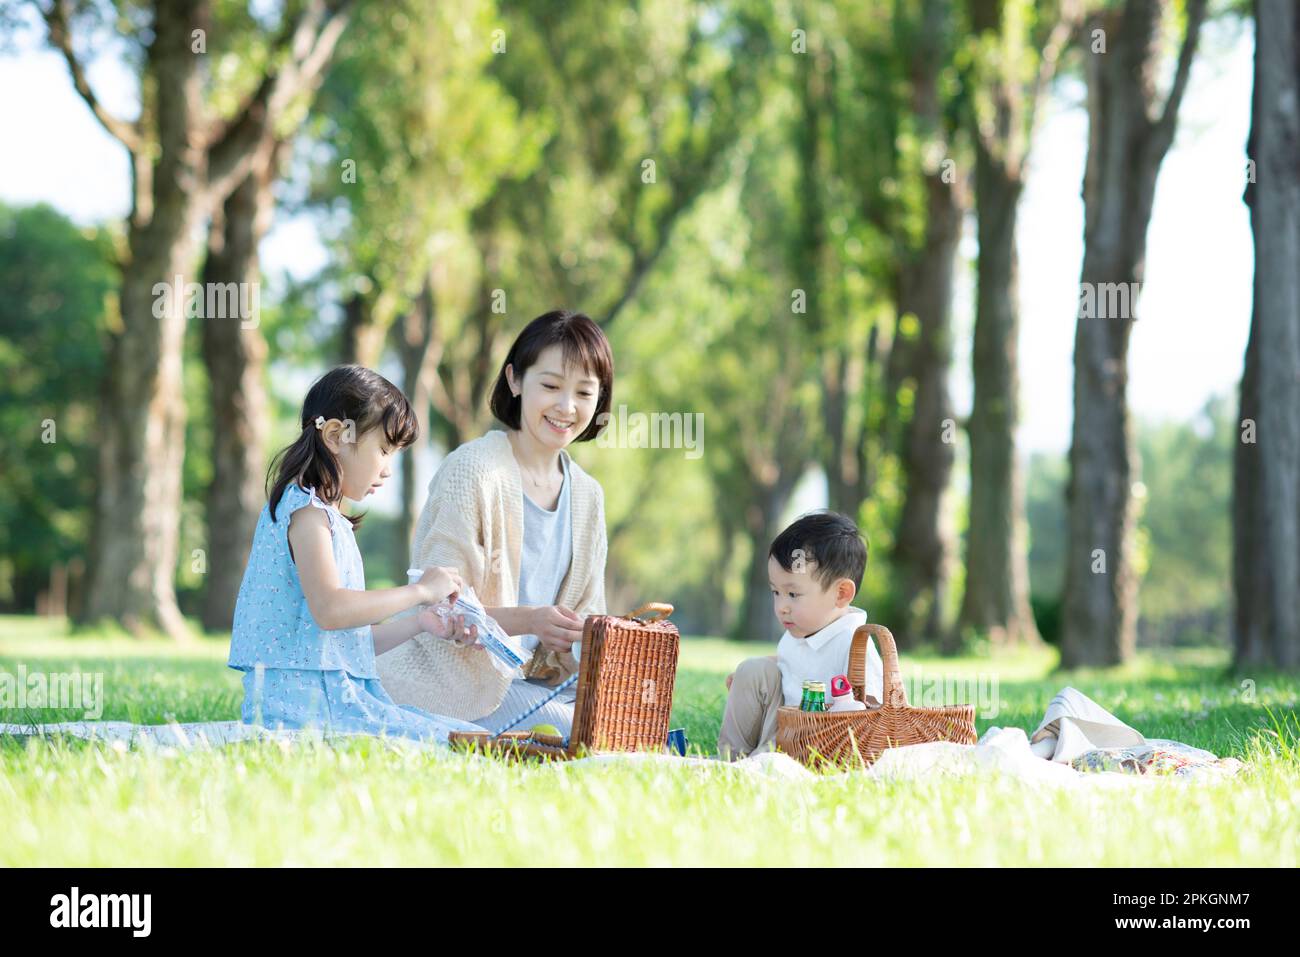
[1,14,1254,461]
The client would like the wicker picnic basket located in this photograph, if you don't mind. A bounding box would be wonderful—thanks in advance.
[447,602,680,760]
[775,623,977,768]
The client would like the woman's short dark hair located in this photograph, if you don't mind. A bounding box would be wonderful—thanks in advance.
[489,310,615,442]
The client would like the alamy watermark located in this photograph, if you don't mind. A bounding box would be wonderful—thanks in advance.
[152,274,260,329]
[50,887,150,937]
[0,665,104,719]
[1077,281,1142,321]
[594,404,704,459]
[904,665,1001,720]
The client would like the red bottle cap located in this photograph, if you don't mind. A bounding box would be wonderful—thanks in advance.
[830,674,852,697]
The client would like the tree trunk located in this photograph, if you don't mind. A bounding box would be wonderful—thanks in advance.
[728,349,812,643]
[1234,0,1300,670]
[78,1,207,639]
[1234,306,1271,667]
[340,292,386,367]
[957,0,1081,646]
[395,277,441,579]
[199,152,278,633]
[822,351,858,516]
[1061,0,1206,667]
[736,474,801,644]
[959,146,1040,646]
[798,31,869,522]
[893,168,962,646]
[56,0,349,638]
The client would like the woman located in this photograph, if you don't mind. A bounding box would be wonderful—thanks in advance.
[376,310,614,736]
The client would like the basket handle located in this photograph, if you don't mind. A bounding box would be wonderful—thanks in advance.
[624,602,674,622]
[848,623,906,709]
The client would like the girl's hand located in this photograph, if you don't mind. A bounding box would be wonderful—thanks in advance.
[530,604,585,653]
[726,672,735,691]
[414,566,464,605]
[418,605,479,647]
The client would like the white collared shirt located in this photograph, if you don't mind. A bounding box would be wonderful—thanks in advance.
[776,608,883,708]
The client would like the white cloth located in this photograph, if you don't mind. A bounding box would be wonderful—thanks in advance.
[862,726,1141,789]
[561,730,1136,788]
[776,608,883,708]
[1029,687,1147,762]
[2,686,1233,788]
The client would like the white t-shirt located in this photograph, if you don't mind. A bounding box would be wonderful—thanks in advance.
[516,454,572,654]
[776,608,883,708]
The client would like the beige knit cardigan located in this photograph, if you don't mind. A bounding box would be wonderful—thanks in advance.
[376,429,608,720]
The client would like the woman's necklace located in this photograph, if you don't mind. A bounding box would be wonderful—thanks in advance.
[509,432,562,492]
[519,461,562,492]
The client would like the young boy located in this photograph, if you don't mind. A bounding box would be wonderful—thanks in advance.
[717,511,884,760]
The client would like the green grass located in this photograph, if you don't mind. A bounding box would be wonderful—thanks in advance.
[2,614,1298,866]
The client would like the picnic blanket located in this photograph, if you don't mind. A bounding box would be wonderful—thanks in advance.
[0,687,1244,784]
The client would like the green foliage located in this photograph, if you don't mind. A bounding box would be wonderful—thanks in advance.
[1026,449,1068,613]
[10,0,1245,651]
[308,0,547,335]
[0,203,115,610]
[1131,396,1234,633]
[466,0,762,318]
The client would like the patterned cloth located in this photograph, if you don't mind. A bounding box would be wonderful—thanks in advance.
[1030,689,1244,781]
[1070,741,1245,779]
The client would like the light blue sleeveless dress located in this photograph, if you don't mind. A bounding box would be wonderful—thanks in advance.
[228,483,487,742]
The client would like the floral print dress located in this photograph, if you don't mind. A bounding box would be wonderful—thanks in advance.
[228,484,487,742]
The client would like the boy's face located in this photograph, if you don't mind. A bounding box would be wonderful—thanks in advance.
[768,555,855,638]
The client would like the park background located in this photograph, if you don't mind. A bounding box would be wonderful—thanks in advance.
[2,0,1287,669]
[4,0,1300,869]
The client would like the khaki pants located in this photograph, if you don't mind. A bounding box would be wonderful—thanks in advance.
[717,656,784,761]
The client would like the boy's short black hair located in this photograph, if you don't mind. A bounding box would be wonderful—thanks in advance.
[768,511,868,592]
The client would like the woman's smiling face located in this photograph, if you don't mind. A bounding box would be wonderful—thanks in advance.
[507,344,601,450]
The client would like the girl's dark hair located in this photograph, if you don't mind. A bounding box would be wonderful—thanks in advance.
[267,365,418,528]
[488,310,614,442]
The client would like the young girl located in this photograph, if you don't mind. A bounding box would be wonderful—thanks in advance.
[227,365,488,742]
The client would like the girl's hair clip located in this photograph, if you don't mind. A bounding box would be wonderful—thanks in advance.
[314,415,326,430]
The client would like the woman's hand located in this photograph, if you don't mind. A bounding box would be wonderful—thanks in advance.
[530,605,585,653]
[418,605,479,647]
[414,566,464,605]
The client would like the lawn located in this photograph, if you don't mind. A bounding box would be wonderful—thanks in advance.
[2,615,1298,866]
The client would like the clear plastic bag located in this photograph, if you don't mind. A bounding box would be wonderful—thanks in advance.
[430,586,531,679]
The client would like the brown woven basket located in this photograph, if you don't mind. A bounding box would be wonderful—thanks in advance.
[775,623,977,768]
[448,602,680,760]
